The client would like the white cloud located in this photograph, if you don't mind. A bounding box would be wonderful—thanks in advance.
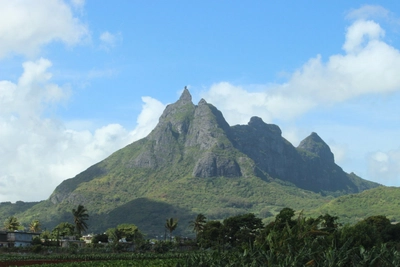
[202,18,400,126]
[346,5,390,21]
[0,0,89,58]
[342,20,385,54]
[70,0,85,10]
[200,12,400,186]
[99,31,122,51]
[0,59,164,202]
[130,97,165,138]
[368,150,400,185]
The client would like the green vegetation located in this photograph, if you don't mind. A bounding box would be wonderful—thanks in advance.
[0,200,38,219]
[189,213,206,239]
[29,219,41,232]
[3,209,400,266]
[53,222,75,238]
[186,209,400,266]
[308,186,400,224]
[4,215,21,231]
[165,218,178,241]
[0,89,385,238]
[72,204,89,235]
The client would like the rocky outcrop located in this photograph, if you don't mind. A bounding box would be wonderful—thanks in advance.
[298,132,334,164]
[230,116,300,180]
[192,152,242,178]
[185,98,232,150]
[50,88,380,206]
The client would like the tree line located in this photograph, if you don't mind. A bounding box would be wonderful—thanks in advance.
[2,204,89,237]
[5,205,400,265]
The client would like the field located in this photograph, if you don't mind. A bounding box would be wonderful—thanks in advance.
[0,250,184,267]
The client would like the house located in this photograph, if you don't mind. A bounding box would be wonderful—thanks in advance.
[6,231,40,247]
[82,234,93,244]
[0,231,8,247]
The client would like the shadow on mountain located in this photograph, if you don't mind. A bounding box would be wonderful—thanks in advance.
[90,197,195,238]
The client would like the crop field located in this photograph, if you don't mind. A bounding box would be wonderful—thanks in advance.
[0,252,184,267]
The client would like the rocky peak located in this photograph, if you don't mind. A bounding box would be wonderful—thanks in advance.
[184,100,231,149]
[248,116,282,136]
[298,132,334,163]
[153,87,195,134]
[178,86,192,104]
[198,98,207,106]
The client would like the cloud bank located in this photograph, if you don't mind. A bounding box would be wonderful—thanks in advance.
[0,59,164,202]
[0,0,89,58]
[1,3,399,201]
[203,18,400,125]
[201,13,400,185]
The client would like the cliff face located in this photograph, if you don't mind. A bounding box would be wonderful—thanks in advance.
[23,87,383,235]
[50,88,378,206]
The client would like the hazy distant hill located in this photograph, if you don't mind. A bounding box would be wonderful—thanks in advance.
[4,88,380,236]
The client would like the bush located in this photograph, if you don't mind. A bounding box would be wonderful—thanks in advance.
[32,236,42,245]
[31,244,42,253]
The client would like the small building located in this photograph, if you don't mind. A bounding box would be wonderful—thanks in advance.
[0,231,8,247]
[82,234,93,244]
[7,231,40,247]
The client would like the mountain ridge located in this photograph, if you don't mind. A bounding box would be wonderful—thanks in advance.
[3,88,381,236]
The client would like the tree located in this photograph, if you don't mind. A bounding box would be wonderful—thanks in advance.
[189,213,207,238]
[222,213,263,248]
[4,216,20,231]
[116,223,143,242]
[165,218,178,241]
[318,213,339,232]
[29,219,41,233]
[275,207,295,227]
[72,204,89,235]
[105,223,144,250]
[91,233,109,244]
[52,222,75,238]
[197,220,223,249]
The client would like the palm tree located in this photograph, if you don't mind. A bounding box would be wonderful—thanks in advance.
[29,219,41,233]
[72,204,89,235]
[4,216,20,231]
[189,213,207,238]
[165,218,178,241]
[53,222,75,241]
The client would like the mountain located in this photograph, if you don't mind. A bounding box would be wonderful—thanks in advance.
[307,186,400,224]
[5,88,380,236]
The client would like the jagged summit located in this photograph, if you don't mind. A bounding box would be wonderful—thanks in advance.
[298,132,334,163]
[198,98,207,105]
[247,116,282,136]
[39,87,379,235]
[178,86,192,103]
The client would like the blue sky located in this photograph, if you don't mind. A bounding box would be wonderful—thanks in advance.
[1,0,400,202]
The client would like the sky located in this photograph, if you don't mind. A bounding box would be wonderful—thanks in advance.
[1,0,400,202]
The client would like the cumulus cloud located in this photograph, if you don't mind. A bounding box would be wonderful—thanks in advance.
[202,18,400,126]
[0,59,164,202]
[368,150,400,185]
[200,9,400,185]
[0,0,88,58]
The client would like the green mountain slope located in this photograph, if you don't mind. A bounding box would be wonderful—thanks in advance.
[307,186,400,224]
[7,88,381,236]
[0,201,39,222]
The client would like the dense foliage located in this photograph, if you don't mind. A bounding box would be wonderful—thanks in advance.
[3,209,400,266]
[187,209,400,266]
